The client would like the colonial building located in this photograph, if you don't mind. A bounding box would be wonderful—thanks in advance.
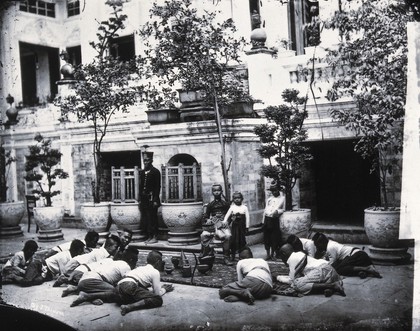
[0,0,400,243]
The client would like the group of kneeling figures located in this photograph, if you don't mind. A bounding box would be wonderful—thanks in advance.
[2,225,382,312]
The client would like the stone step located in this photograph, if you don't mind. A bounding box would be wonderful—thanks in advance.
[310,223,370,244]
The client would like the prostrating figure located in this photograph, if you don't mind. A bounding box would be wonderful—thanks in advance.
[1,240,38,284]
[277,243,346,297]
[262,183,285,260]
[200,184,232,265]
[117,250,174,316]
[54,234,120,286]
[219,247,273,304]
[223,192,250,262]
[69,247,139,307]
[14,239,85,287]
[139,151,161,244]
[286,234,316,257]
[313,232,382,279]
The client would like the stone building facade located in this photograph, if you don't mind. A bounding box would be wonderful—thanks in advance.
[0,0,403,238]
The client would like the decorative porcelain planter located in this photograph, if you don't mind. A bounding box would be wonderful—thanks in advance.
[221,102,254,118]
[364,208,410,264]
[34,205,64,242]
[161,201,203,245]
[146,108,179,124]
[0,201,25,237]
[280,209,312,243]
[80,202,110,233]
[110,202,144,242]
[178,89,206,108]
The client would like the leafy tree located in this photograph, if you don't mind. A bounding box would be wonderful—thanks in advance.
[24,134,69,207]
[254,89,312,211]
[56,1,143,203]
[139,0,250,198]
[326,0,417,209]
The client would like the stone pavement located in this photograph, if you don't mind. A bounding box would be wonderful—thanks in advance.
[0,227,417,331]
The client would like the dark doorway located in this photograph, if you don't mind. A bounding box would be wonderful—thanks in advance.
[20,51,37,106]
[19,42,60,106]
[309,140,380,225]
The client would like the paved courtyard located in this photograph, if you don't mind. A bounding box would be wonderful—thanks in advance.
[0,227,417,331]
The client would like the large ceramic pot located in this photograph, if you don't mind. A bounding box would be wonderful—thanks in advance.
[80,202,110,233]
[364,207,410,264]
[34,205,64,242]
[161,201,203,245]
[110,202,144,242]
[280,209,312,243]
[0,201,25,237]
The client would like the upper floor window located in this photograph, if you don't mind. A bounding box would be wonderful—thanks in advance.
[20,0,55,18]
[110,35,135,62]
[66,45,82,66]
[67,0,80,17]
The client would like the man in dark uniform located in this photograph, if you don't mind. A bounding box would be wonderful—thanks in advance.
[139,151,161,244]
[200,184,232,265]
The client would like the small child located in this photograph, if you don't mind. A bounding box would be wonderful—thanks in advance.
[1,240,38,284]
[263,183,285,261]
[223,192,250,262]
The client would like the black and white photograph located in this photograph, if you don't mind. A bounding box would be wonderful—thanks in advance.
[1,0,419,330]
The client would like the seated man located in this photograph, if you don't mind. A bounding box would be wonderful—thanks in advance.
[1,240,38,284]
[276,243,346,297]
[200,184,233,266]
[69,247,139,307]
[117,250,174,316]
[313,232,382,279]
[14,239,85,287]
[54,234,120,286]
[219,247,272,304]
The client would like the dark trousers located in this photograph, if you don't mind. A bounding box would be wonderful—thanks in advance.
[263,216,280,254]
[140,204,159,238]
[332,250,373,276]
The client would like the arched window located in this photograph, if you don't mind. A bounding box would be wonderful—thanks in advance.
[162,154,202,203]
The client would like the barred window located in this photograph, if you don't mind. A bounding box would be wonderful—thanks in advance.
[67,0,80,17]
[20,0,55,18]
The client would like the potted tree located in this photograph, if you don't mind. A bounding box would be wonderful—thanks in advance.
[0,146,24,237]
[254,88,313,243]
[139,0,251,202]
[56,1,144,236]
[326,0,415,263]
[24,134,69,241]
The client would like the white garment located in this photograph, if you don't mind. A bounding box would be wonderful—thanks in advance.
[118,264,164,295]
[263,195,285,219]
[237,258,273,288]
[52,239,86,253]
[45,250,72,275]
[223,204,250,228]
[81,260,131,285]
[74,257,114,273]
[326,240,356,264]
[73,246,111,265]
[300,238,316,257]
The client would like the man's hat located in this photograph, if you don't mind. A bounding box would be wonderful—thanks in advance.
[142,151,154,159]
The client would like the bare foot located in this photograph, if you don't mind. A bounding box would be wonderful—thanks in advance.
[92,299,103,305]
[333,282,346,297]
[242,289,255,305]
[70,291,88,307]
[53,275,68,287]
[121,305,131,316]
[367,266,382,278]
[223,295,240,302]
[62,285,78,297]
